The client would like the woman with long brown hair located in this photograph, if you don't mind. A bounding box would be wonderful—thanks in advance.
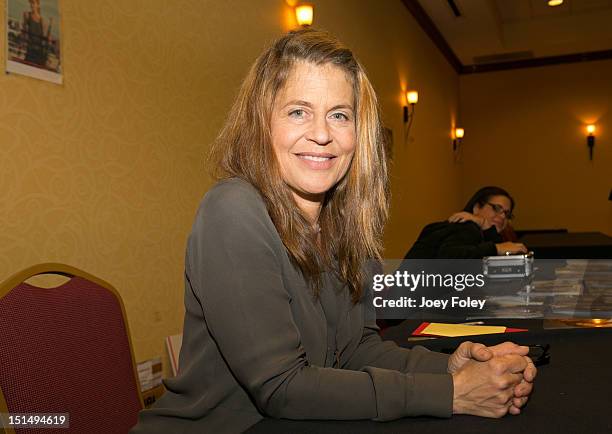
[132,29,535,433]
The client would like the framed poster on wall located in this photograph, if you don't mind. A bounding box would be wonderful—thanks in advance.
[6,0,62,84]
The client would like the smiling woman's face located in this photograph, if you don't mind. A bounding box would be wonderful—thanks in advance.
[270,61,356,206]
[473,194,512,233]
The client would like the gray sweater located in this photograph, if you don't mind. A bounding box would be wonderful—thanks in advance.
[131,178,453,433]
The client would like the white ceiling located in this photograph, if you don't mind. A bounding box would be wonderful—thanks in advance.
[416,0,612,65]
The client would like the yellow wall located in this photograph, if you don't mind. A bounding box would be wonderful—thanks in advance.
[459,60,612,236]
[0,0,460,371]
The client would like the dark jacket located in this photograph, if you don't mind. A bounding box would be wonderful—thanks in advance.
[405,221,502,259]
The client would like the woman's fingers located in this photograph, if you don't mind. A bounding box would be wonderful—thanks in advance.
[448,211,472,223]
[468,342,493,362]
[508,405,521,415]
[452,349,537,418]
[488,341,529,357]
[489,354,528,376]
[512,396,529,408]
[514,379,533,397]
[523,357,537,382]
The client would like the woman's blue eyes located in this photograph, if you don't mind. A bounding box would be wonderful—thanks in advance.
[289,109,305,117]
[288,110,349,120]
[330,112,349,120]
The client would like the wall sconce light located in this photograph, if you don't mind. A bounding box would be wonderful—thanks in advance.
[407,90,419,104]
[586,124,596,160]
[403,90,418,123]
[295,3,314,26]
[453,127,464,151]
[403,90,418,144]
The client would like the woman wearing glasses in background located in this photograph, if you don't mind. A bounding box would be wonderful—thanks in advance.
[405,186,528,259]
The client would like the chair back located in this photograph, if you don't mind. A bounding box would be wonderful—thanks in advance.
[0,263,143,434]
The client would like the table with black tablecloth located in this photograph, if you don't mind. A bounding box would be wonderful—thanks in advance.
[246,320,612,434]
[519,231,612,259]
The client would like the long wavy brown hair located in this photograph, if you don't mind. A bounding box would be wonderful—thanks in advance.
[209,29,389,303]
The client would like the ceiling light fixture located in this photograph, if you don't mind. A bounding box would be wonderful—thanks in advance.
[548,0,563,7]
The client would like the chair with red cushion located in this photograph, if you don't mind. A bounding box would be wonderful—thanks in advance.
[0,263,143,434]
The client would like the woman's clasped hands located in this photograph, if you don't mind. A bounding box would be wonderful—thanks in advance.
[448,341,537,418]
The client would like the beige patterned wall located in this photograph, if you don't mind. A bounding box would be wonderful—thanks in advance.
[0,0,460,373]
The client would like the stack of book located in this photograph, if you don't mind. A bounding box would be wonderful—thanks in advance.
[548,260,612,318]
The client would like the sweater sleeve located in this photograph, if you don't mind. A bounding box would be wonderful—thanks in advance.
[343,320,451,377]
[186,180,452,421]
[343,261,451,377]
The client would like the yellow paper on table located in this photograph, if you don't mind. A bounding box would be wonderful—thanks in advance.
[417,322,508,337]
